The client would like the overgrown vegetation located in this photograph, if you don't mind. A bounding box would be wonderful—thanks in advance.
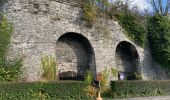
[82,0,96,27]
[84,70,93,86]
[111,80,170,98]
[82,0,146,47]
[41,55,57,81]
[0,81,90,99]
[115,13,146,47]
[0,14,12,65]
[0,58,23,82]
[0,14,23,82]
[147,15,170,70]
[84,71,97,99]
[111,67,119,78]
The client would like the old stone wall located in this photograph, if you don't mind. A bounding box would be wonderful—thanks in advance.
[0,0,169,81]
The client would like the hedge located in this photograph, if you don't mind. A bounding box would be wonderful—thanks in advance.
[111,80,170,98]
[0,81,90,100]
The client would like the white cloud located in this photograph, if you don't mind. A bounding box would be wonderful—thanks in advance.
[110,0,153,13]
[130,0,152,12]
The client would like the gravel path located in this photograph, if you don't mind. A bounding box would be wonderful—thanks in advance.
[105,96,170,100]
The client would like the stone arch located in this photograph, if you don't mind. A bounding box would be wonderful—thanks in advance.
[56,32,96,80]
[115,41,141,80]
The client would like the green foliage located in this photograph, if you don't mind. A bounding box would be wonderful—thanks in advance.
[0,81,90,100]
[111,67,119,77]
[84,71,97,98]
[0,14,12,65]
[0,58,23,82]
[41,55,57,81]
[115,13,146,47]
[110,80,170,98]
[81,1,146,46]
[84,70,93,86]
[147,15,170,70]
[0,14,23,82]
[82,0,97,27]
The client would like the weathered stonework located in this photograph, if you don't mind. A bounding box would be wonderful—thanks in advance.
[0,0,169,81]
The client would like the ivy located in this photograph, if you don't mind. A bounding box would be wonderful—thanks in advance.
[147,15,170,70]
[115,13,146,47]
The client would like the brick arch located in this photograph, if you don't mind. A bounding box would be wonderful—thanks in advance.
[115,41,141,80]
[56,32,96,80]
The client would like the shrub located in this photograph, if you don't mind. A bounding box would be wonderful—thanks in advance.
[84,70,93,86]
[84,71,97,98]
[0,81,90,100]
[147,15,170,70]
[0,58,23,82]
[110,80,170,98]
[41,55,57,81]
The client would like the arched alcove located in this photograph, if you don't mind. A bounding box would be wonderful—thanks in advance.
[115,41,140,80]
[56,32,96,80]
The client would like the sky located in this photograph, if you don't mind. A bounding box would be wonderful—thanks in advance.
[131,0,152,11]
[131,0,169,14]
[110,0,153,13]
[109,0,170,14]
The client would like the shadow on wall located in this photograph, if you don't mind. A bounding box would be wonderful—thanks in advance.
[141,40,170,80]
[115,41,141,80]
[56,32,96,80]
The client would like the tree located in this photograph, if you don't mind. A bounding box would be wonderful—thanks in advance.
[147,15,170,70]
[147,0,170,15]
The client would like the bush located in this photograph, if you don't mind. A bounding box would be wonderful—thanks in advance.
[0,58,23,82]
[84,70,93,86]
[110,80,170,98]
[84,71,97,98]
[0,81,90,100]
[147,15,170,70]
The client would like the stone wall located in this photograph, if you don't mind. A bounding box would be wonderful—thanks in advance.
[0,0,169,81]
